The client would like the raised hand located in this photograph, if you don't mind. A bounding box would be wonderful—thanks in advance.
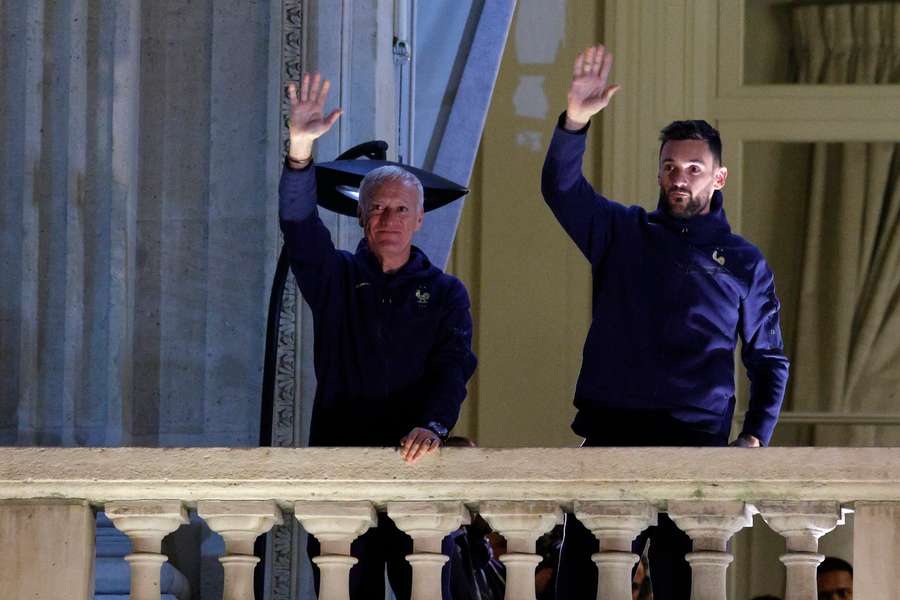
[565,45,620,131]
[287,72,342,162]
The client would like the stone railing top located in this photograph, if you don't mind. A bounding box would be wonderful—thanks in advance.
[0,447,898,509]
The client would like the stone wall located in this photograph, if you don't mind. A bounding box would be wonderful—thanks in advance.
[0,0,284,447]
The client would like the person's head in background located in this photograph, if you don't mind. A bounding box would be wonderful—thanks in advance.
[817,556,852,600]
[443,436,476,448]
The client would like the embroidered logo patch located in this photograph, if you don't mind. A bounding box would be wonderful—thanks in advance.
[712,250,726,266]
[415,286,430,306]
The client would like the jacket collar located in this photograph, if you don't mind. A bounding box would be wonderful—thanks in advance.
[356,239,433,283]
[648,189,732,244]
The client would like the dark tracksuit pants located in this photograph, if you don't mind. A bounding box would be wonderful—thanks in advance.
[555,410,730,600]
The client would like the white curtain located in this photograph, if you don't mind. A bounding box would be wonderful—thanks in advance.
[789,2,900,445]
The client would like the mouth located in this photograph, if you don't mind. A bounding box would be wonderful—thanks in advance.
[668,191,691,205]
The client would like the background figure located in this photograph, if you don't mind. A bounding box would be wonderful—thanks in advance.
[442,436,505,600]
[633,555,653,600]
[817,556,852,600]
[535,524,563,599]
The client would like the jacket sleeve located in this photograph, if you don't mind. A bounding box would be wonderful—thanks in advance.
[418,279,478,431]
[278,159,339,312]
[739,257,790,445]
[541,112,614,265]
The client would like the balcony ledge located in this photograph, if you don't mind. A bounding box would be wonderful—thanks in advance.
[0,446,898,508]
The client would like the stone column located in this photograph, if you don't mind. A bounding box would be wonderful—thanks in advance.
[294,501,377,600]
[668,501,753,600]
[758,500,844,600]
[197,500,283,600]
[387,501,470,600]
[479,501,562,600]
[105,500,189,600]
[575,501,657,600]
[854,502,900,596]
[0,502,96,600]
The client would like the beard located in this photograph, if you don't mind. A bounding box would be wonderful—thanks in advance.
[659,186,709,219]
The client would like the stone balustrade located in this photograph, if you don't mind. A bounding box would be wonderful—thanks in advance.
[1,447,899,599]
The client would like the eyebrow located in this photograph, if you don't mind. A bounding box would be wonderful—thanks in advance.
[663,158,706,164]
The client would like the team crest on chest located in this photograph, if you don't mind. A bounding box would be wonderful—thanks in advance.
[712,249,726,266]
[415,286,430,306]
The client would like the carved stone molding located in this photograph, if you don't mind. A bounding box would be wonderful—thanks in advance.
[270,4,304,599]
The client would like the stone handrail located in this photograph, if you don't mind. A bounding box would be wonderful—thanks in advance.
[1,447,898,599]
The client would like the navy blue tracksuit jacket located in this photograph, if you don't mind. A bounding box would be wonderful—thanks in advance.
[279,162,477,447]
[541,117,789,445]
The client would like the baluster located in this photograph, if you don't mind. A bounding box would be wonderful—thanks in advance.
[479,501,562,600]
[387,501,469,600]
[198,500,283,600]
[668,500,753,600]
[575,501,657,600]
[105,500,188,600]
[294,501,376,600]
[758,501,844,600]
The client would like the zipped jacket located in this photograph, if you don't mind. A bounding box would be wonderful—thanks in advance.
[541,116,789,445]
[279,162,477,446]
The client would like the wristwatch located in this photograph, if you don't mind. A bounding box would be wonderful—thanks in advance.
[425,421,449,441]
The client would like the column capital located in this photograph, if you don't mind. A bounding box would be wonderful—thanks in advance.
[197,500,283,555]
[387,501,470,553]
[294,501,376,555]
[757,500,845,552]
[575,501,657,552]
[478,501,562,554]
[105,500,188,553]
[668,500,753,551]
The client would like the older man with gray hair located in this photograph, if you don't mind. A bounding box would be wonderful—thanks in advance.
[278,71,477,599]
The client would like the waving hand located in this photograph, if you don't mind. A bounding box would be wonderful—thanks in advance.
[565,45,620,131]
[287,72,342,163]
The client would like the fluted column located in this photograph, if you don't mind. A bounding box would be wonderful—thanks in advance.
[758,501,844,600]
[294,501,376,600]
[668,501,753,600]
[575,501,657,600]
[197,500,283,600]
[105,500,188,600]
[387,501,470,600]
[479,501,562,600]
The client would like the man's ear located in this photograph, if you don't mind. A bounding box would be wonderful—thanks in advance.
[414,208,424,232]
[713,166,728,190]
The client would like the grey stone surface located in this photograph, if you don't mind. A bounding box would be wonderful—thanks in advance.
[0,1,281,448]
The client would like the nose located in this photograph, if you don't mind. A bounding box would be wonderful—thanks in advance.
[381,207,401,226]
[670,170,687,186]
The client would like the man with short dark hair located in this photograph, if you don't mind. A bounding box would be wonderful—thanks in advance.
[543,45,790,599]
[817,556,853,600]
[280,71,477,599]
